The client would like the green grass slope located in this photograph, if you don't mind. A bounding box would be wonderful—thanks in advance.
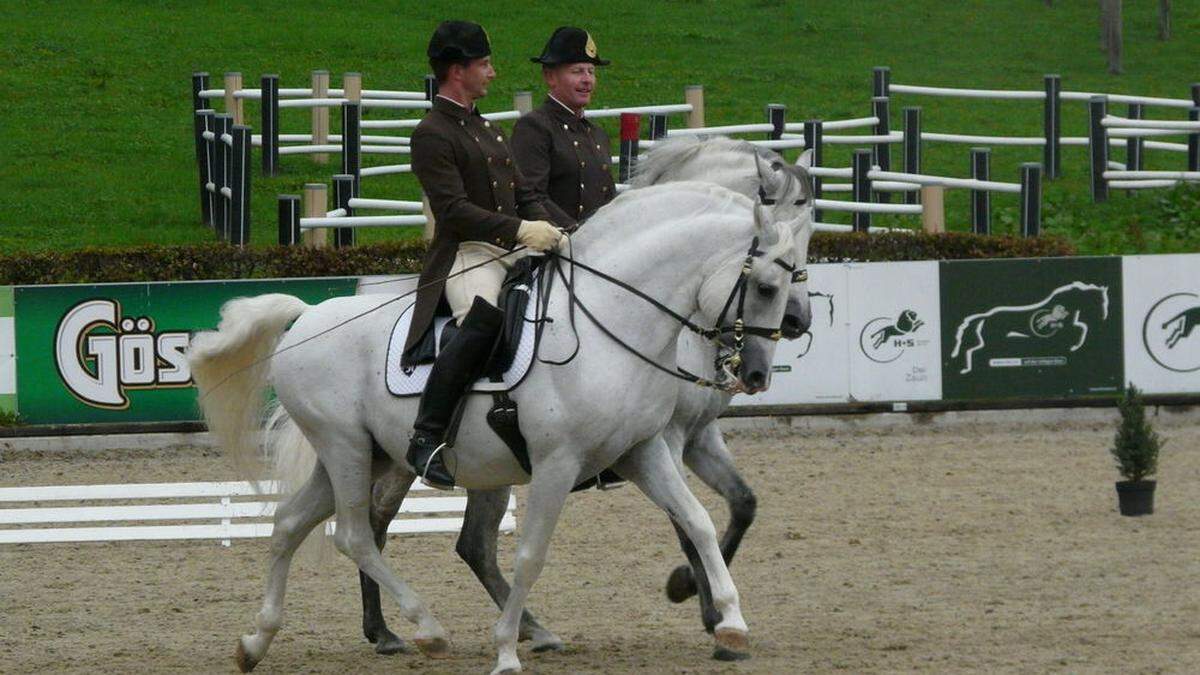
[1,1,1198,254]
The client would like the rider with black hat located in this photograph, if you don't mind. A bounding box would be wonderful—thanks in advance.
[511,27,617,231]
[405,20,563,489]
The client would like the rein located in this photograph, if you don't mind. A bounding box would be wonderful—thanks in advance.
[541,236,786,393]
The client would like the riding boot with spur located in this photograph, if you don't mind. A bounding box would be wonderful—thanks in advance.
[408,297,505,490]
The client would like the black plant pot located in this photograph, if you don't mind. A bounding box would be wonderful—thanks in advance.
[1115,480,1156,516]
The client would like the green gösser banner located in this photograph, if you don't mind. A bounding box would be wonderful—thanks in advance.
[939,257,1123,400]
[13,278,358,424]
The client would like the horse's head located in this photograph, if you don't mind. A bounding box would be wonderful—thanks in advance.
[631,137,815,340]
[697,200,796,395]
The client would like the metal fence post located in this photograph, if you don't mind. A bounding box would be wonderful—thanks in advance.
[1021,163,1043,237]
[333,174,355,248]
[261,74,280,176]
[1088,96,1109,202]
[803,120,824,221]
[278,195,301,246]
[766,104,785,140]
[852,149,873,232]
[970,147,991,235]
[903,107,921,206]
[1043,74,1062,178]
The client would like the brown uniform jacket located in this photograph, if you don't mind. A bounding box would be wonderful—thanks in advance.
[510,97,616,230]
[403,96,551,364]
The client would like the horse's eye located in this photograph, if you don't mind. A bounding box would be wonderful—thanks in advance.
[757,283,778,298]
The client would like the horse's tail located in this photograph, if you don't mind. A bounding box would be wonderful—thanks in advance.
[188,293,311,481]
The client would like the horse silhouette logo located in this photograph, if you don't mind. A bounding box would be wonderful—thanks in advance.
[950,281,1109,374]
[860,309,926,363]
[1142,292,1200,373]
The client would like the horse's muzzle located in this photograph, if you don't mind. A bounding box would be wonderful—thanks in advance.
[779,312,809,340]
[740,369,769,395]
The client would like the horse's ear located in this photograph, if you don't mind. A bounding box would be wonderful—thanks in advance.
[754,202,780,246]
[796,149,815,170]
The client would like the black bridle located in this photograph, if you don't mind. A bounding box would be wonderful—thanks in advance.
[542,235,791,393]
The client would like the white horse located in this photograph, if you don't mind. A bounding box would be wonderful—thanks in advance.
[190,180,800,674]
[351,137,817,655]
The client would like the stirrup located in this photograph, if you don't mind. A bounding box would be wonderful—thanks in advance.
[418,442,455,491]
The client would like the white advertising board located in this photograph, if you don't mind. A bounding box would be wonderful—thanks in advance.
[1122,254,1200,394]
[734,262,850,406]
[847,261,943,402]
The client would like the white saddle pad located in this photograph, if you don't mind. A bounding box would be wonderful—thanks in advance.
[385,287,540,397]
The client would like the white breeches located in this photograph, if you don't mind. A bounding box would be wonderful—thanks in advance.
[444,242,523,324]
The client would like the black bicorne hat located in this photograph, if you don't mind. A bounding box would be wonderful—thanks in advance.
[428,20,492,61]
[531,26,610,66]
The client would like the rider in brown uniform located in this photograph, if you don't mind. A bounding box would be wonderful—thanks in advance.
[511,27,616,231]
[405,21,563,489]
[511,28,626,490]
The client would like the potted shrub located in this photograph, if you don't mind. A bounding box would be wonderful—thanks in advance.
[1111,384,1162,516]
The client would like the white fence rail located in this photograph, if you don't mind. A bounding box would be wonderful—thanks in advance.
[0,481,514,546]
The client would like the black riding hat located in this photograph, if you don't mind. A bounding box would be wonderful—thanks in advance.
[427,20,492,61]
[531,26,610,66]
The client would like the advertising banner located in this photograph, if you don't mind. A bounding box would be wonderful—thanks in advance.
[848,261,942,402]
[736,262,850,405]
[939,257,1123,400]
[0,286,14,415]
[1122,254,1200,394]
[13,278,358,424]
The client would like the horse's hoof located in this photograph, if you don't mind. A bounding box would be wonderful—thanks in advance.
[234,638,259,673]
[665,565,697,603]
[712,628,751,662]
[415,636,452,659]
[531,638,565,653]
[373,631,409,655]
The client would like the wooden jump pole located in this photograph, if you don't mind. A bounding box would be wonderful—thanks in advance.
[685,85,704,129]
[303,182,328,247]
[223,72,244,125]
[312,70,330,164]
[920,186,945,233]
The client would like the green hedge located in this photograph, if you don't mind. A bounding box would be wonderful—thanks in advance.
[0,233,1074,285]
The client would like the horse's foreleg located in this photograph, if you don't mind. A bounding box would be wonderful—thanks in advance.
[617,436,751,662]
[360,467,415,655]
[668,519,722,632]
[491,467,576,675]
[458,488,565,652]
[236,461,336,673]
[668,423,756,627]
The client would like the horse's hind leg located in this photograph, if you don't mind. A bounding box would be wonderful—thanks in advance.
[236,461,335,673]
[457,487,564,652]
[667,423,756,622]
[360,465,415,655]
[321,435,449,658]
[616,435,751,662]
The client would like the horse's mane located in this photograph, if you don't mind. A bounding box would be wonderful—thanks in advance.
[629,135,763,188]
[578,181,794,265]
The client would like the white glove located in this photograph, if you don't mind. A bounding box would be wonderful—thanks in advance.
[517,220,564,252]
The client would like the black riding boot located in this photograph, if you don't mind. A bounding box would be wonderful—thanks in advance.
[407,297,505,490]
